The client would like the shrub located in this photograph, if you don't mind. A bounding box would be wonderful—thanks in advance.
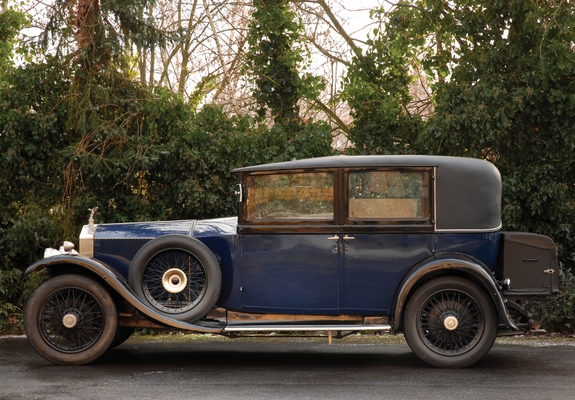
[531,264,575,334]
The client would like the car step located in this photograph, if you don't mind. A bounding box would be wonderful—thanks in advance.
[223,324,392,333]
[222,324,392,344]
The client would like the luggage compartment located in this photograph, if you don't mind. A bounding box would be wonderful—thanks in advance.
[498,232,558,298]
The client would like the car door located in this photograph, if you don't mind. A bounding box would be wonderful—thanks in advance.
[340,168,435,314]
[239,170,342,314]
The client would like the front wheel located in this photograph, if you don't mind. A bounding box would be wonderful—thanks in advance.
[403,277,497,368]
[24,274,118,365]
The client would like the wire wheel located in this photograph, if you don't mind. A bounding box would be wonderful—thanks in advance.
[129,235,221,322]
[404,277,497,368]
[39,287,105,352]
[25,274,118,365]
[142,249,207,314]
[417,289,483,355]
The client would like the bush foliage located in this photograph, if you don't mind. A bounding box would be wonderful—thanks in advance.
[0,56,332,331]
[532,265,575,333]
[2,1,575,333]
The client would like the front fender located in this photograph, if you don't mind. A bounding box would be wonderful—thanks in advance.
[392,257,517,332]
[25,255,222,334]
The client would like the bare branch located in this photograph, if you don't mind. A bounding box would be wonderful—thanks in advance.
[312,98,350,135]
[314,0,363,59]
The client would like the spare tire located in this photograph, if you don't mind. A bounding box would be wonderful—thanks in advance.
[128,234,221,322]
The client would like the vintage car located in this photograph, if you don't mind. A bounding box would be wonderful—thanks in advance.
[23,155,558,368]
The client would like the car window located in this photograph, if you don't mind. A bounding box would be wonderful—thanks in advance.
[246,172,334,221]
[348,170,430,220]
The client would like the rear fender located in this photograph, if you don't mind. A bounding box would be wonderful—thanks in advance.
[392,256,517,332]
[25,255,221,333]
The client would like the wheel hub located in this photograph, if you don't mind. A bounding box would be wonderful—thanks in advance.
[443,315,459,331]
[162,268,188,294]
[62,313,78,329]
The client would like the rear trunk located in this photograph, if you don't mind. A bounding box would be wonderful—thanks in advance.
[497,232,558,298]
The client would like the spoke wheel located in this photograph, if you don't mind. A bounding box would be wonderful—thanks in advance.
[129,235,221,322]
[25,275,118,365]
[143,249,207,314]
[418,290,483,355]
[404,277,497,368]
[40,288,104,351]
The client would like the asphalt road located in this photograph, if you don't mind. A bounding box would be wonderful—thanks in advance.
[2,333,575,400]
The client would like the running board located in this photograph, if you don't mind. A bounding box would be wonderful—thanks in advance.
[223,324,392,333]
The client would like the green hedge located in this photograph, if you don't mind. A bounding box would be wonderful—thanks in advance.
[0,58,333,331]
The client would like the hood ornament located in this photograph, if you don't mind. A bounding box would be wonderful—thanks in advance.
[88,207,99,226]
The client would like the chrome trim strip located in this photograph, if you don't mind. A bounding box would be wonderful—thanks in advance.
[224,324,392,333]
[189,219,196,237]
[88,219,193,226]
[434,224,502,233]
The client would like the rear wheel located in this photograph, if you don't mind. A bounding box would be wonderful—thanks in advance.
[24,274,118,365]
[110,326,135,348]
[403,277,497,368]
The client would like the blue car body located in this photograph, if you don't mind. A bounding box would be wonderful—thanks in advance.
[23,155,558,367]
[90,219,500,316]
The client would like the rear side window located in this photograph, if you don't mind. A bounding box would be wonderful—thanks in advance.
[348,170,430,220]
[246,172,334,221]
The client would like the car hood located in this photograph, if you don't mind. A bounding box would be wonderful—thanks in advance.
[92,217,238,240]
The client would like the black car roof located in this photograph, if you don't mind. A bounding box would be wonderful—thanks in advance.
[233,155,502,232]
[233,154,481,172]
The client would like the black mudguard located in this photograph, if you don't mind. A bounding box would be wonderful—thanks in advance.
[392,256,518,332]
[25,255,222,333]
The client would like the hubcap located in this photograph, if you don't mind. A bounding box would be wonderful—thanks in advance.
[443,315,459,331]
[143,249,207,314]
[62,313,78,329]
[162,268,188,294]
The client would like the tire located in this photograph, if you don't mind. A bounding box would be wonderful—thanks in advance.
[24,274,118,365]
[128,234,221,322]
[403,277,497,368]
[109,326,135,349]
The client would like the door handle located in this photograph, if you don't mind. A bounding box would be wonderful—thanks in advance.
[343,235,355,241]
[327,235,339,241]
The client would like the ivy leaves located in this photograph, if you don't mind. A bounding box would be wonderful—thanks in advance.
[342,8,423,155]
[245,0,324,125]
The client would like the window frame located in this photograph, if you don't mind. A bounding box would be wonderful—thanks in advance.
[343,167,434,230]
[238,169,341,233]
[236,167,435,234]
